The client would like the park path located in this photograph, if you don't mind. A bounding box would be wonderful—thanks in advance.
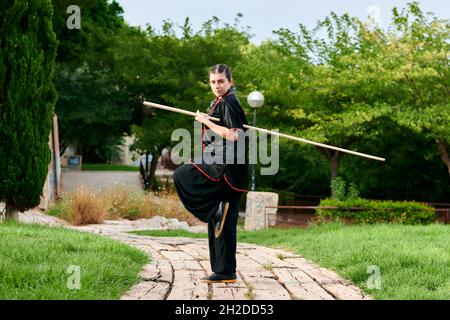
[61,170,143,193]
[16,209,371,300]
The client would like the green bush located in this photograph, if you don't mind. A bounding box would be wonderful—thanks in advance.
[330,177,360,201]
[331,177,347,200]
[316,198,436,225]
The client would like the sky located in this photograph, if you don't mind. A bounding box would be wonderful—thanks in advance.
[115,0,449,44]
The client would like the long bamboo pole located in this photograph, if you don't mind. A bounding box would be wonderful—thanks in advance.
[143,101,385,162]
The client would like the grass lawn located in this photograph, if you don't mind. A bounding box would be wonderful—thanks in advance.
[82,163,139,171]
[133,223,450,300]
[0,221,148,299]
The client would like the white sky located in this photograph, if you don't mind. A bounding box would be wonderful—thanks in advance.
[115,0,449,43]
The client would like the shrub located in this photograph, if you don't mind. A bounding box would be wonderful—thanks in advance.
[330,177,360,201]
[331,177,347,200]
[316,198,436,225]
[140,190,198,225]
[48,186,198,226]
[347,183,360,200]
[49,186,108,225]
[102,186,144,220]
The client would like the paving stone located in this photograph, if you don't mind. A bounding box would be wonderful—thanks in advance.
[236,254,291,300]
[129,247,173,284]
[211,284,249,300]
[166,270,209,300]
[138,282,171,300]
[284,257,370,300]
[121,281,170,300]
[198,260,212,274]
[243,247,297,268]
[272,268,334,300]
[155,237,196,246]
[160,250,196,261]
[136,238,180,251]
[170,259,204,271]
[177,243,210,260]
[138,263,161,281]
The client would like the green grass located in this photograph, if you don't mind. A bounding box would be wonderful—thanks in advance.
[82,163,139,171]
[132,223,450,300]
[0,221,149,299]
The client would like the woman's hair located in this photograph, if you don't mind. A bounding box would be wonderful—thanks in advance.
[210,64,232,81]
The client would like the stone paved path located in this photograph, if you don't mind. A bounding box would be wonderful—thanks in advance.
[14,209,371,300]
[73,222,371,300]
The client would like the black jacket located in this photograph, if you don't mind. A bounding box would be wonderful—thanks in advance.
[193,90,249,191]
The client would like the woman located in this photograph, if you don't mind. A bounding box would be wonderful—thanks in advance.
[173,64,249,283]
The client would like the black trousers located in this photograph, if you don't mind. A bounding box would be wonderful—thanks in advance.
[173,163,243,274]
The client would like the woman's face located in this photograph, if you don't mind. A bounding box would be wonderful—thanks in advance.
[209,72,232,98]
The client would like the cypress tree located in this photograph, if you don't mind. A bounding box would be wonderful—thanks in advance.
[0,0,58,220]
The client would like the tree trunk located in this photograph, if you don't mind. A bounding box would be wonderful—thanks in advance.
[316,146,341,180]
[148,149,162,191]
[436,138,450,175]
[330,152,341,180]
[5,202,19,221]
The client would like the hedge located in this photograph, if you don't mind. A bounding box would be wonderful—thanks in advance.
[316,198,436,225]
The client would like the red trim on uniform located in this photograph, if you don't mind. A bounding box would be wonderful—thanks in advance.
[189,162,222,182]
[189,162,249,193]
[224,175,249,193]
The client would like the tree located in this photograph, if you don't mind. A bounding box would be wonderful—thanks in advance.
[243,13,391,181]
[130,17,251,190]
[340,120,450,202]
[0,0,58,220]
[52,0,144,163]
[387,2,450,174]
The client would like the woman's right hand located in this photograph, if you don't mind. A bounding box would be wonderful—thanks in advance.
[195,110,210,125]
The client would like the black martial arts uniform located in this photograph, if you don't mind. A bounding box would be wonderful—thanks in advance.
[173,88,248,275]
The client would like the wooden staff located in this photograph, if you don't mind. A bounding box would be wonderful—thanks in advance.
[143,101,386,162]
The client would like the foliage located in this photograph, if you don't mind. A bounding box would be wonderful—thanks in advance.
[340,122,450,202]
[129,16,251,189]
[52,0,143,162]
[0,0,58,217]
[316,198,435,225]
[267,13,392,180]
[387,2,450,173]
[330,177,360,201]
[254,142,330,195]
[330,177,346,200]
[238,1,449,198]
